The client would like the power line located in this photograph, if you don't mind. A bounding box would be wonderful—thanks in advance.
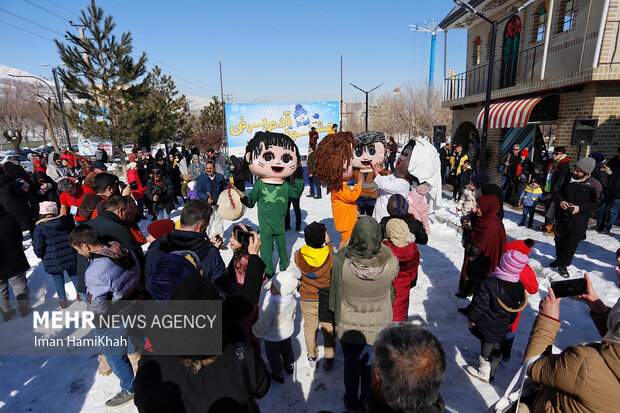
[147,54,220,95]
[44,0,81,19]
[23,0,69,22]
[0,7,63,36]
[0,19,55,42]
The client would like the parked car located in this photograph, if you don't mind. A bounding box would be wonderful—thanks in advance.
[0,155,33,173]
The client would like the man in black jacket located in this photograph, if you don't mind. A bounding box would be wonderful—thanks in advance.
[500,144,521,202]
[551,157,603,277]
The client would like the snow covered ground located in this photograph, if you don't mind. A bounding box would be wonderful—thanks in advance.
[0,189,618,413]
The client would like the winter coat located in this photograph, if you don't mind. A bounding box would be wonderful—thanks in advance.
[450,152,468,176]
[507,264,538,334]
[553,175,603,224]
[0,205,29,279]
[127,168,146,199]
[336,245,398,345]
[295,244,334,301]
[514,158,533,183]
[606,166,620,200]
[85,241,140,315]
[460,167,473,191]
[544,155,571,193]
[189,156,205,181]
[145,176,175,214]
[520,184,544,207]
[500,152,520,177]
[524,312,620,413]
[145,230,227,294]
[32,215,77,276]
[46,162,72,183]
[382,240,420,284]
[591,162,609,191]
[0,174,34,231]
[33,171,60,206]
[379,214,428,246]
[196,172,226,203]
[407,188,430,235]
[307,151,316,175]
[134,341,270,413]
[481,183,505,220]
[457,187,480,215]
[252,291,297,342]
[465,276,526,343]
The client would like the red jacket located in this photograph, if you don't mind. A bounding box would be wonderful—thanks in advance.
[382,240,420,281]
[507,264,539,333]
[60,153,77,169]
[127,169,146,199]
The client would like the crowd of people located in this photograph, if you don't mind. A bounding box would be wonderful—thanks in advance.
[0,134,618,413]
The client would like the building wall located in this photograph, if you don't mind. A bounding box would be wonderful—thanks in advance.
[599,0,620,66]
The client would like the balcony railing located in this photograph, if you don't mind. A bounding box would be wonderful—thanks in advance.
[444,44,543,102]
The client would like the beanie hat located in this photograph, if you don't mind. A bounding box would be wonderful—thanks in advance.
[387,194,409,217]
[39,201,58,215]
[505,239,535,257]
[520,149,529,157]
[271,269,301,296]
[187,181,196,190]
[589,151,604,164]
[575,157,596,175]
[304,221,326,248]
[57,177,75,192]
[470,173,490,189]
[151,250,203,301]
[147,219,175,240]
[492,250,529,282]
[554,146,566,154]
[385,218,414,248]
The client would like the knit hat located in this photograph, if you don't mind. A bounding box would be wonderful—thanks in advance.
[385,218,414,248]
[575,157,596,175]
[39,201,58,215]
[470,173,490,189]
[147,219,175,240]
[589,151,605,164]
[520,149,529,157]
[57,177,75,192]
[493,250,529,282]
[151,250,203,301]
[387,194,409,217]
[505,239,535,257]
[271,269,301,296]
[304,221,326,248]
[187,181,196,190]
[127,162,137,170]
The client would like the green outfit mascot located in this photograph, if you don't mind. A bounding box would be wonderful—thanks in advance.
[241,132,304,277]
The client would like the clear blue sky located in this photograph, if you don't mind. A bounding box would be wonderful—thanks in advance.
[1,0,467,103]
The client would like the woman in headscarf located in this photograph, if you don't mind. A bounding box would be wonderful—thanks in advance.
[189,154,205,181]
[46,152,73,183]
[229,155,249,192]
[33,171,60,207]
[0,165,35,232]
[2,161,38,220]
[456,194,506,298]
[328,216,398,410]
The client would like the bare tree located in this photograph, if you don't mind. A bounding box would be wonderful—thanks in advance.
[0,81,40,153]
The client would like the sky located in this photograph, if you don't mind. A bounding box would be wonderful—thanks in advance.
[0,0,468,104]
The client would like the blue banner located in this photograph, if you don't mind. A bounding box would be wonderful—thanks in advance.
[225,101,340,154]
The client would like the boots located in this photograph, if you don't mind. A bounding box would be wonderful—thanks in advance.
[466,356,491,383]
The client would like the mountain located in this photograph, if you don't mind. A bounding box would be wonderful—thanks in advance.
[186,95,213,112]
[0,64,55,89]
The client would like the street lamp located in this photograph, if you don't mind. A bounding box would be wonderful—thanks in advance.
[42,63,72,150]
[350,82,383,131]
[452,0,535,168]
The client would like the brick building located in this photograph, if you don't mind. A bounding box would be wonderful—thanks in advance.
[440,0,620,182]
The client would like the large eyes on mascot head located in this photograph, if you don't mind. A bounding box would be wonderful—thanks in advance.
[245,131,299,184]
[353,131,386,172]
[395,140,416,178]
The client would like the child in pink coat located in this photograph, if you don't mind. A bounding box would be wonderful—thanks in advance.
[407,184,430,235]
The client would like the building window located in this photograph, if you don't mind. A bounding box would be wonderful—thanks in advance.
[563,0,575,32]
[536,2,548,42]
[473,36,482,65]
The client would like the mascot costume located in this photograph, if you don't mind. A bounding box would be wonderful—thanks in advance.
[352,131,386,216]
[314,132,361,247]
[241,131,304,277]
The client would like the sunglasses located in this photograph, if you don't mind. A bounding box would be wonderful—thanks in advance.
[553,152,562,155]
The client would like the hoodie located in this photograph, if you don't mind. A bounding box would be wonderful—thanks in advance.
[32,215,77,275]
[294,244,334,301]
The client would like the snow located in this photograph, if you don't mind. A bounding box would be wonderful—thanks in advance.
[0,189,618,413]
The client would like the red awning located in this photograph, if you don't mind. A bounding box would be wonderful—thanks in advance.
[476,97,544,129]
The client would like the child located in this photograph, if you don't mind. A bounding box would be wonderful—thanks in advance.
[407,184,430,235]
[518,177,544,227]
[186,180,199,200]
[383,218,420,322]
[294,221,336,370]
[252,270,300,383]
[69,224,141,408]
[458,159,473,202]
[32,201,78,309]
[464,250,527,382]
[500,239,539,361]
[456,179,480,217]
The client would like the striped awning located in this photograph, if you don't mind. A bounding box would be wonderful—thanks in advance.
[476,97,545,129]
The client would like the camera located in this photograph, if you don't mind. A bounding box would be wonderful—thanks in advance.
[566,206,574,215]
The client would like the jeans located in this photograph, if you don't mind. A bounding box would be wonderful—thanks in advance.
[97,325,138,393]
[156,207,170,220]
[51,272,78,302]
[357,198,376,216]
[264,338,295,375]
[308,176,321,197]
[0,271,29,313]
[597,198,620,229]
[520,205,537,226]
[341,341,373,407]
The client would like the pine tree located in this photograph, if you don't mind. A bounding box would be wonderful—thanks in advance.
[55,0,148,156]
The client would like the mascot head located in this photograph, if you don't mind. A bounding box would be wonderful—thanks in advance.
[244,131,300,184]
[353,131,386,172]
[314,131,356,193]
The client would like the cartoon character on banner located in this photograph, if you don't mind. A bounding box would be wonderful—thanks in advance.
[241,131,304,277]
[314,132,362,247]
[352,131,387,217]
[294,104,310,127]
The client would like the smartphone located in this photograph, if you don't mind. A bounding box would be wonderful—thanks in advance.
[235,229,252,245]
[550,278,587,298]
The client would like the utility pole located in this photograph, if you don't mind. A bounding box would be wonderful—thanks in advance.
[340,55,343,131]
[219,56,228,153]
[44,64,71,150]
[350,82,383,131]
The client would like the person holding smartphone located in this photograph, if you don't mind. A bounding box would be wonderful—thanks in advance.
[521,274,619,413]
